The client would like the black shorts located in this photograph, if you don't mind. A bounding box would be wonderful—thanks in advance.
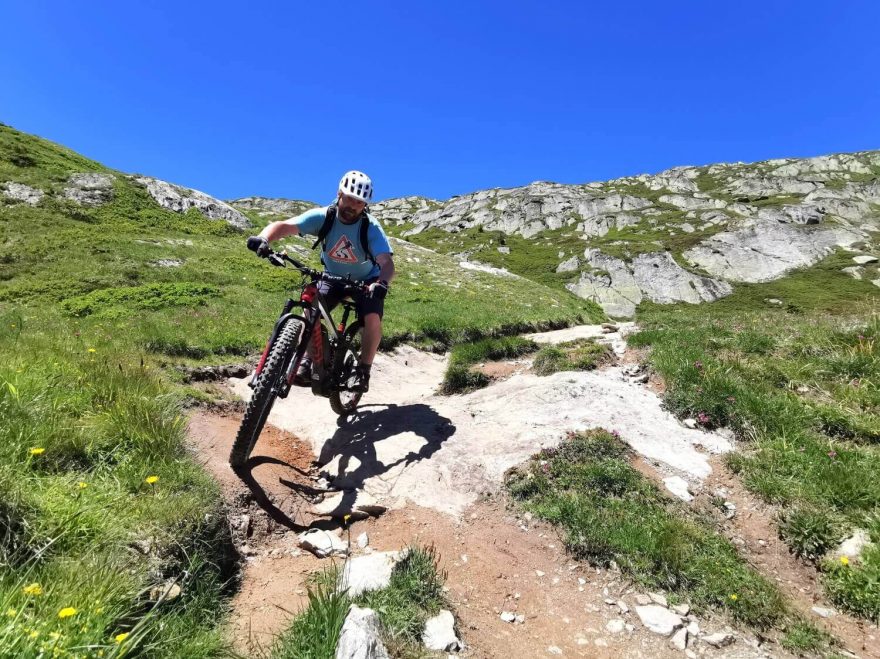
[317,277,385,319]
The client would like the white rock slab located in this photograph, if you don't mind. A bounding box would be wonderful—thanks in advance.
[338,550,408,597]
[663,476,694,502]
[335,606,389,659]
[422,609,461,651]
[298,528,348,558]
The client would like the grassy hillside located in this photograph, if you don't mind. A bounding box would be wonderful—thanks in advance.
[629,254,880,621]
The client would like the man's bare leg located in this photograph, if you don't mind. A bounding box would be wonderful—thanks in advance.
[360,312,382,365]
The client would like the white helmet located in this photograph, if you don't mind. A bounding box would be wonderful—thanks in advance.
[338,170,373,203]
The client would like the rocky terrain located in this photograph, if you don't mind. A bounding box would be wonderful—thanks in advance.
[371,151,880,316]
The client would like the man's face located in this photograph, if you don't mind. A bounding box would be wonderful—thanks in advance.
[337,192,366,222]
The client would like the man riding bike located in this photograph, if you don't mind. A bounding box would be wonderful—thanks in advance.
[246,170,395,393]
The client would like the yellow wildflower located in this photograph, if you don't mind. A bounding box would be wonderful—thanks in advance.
[114,632,129,643]
[23,582,43,596]
[49,631,61,639]
[29,630,39,639]
[77,482,88,489]
[58,607,77,619]
[87,348,97,353]
[840,556,850,566]
[145,475,159,485]
[6,608,16,617]
[29,447,45,456]
[729,593,738,601]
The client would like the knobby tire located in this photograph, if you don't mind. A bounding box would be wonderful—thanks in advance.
[229,319,303,468]
[329,321,364,416]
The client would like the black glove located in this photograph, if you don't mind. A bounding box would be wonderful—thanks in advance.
[246,235,271,257]
[367,280,389,300]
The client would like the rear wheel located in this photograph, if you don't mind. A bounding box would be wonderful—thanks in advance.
[229,319,303,468]
[329,321,364,416]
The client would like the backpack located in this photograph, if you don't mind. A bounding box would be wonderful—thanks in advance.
[311,204,376,266]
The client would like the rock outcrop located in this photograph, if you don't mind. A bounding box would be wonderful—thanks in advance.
[371,149,879,316]
[64,172,115,206]
[227,196,316,218]
[131,175,251,229]
[1,181,44,205]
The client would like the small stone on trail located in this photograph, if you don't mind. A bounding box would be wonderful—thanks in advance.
[336,606,389,659]
[606,619,626,634]
[811,606,835,618]
[685,650,697,659]
[671,627,688,651]
[635,594,652,606]
[687,621,700,636]
[723,502,737,519]
[298,528,348,558]
[535,570,545,577]
[636,605,683,636]
[617,600,629,614]
[339,550,408,597]
[672,603,690,616]
[548,647,562,655]
[683,418,698,429]
[422,609,462,652]
[500,611,516,623]
[594,638,609,647]
[604,598,617,606]
[648,592,668,607]
[701,632,735,648]
[357,532,369,549]
[578,578,587,586]
[663,476,694,502]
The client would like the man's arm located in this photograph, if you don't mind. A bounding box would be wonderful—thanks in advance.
[375,252,395,284]
[259,218,302,241]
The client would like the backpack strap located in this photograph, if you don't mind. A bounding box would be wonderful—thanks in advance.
[311,205,337,252]
[359,213,376,266]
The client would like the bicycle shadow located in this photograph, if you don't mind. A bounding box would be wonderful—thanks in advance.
[289,403,456,518]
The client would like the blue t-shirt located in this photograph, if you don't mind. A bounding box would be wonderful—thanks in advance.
[290,206,392,281]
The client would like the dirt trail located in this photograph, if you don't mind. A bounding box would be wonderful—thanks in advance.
[188,410,687,658]
[184,325,877,657]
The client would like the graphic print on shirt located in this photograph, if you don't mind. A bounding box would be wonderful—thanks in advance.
[327,234,359,264]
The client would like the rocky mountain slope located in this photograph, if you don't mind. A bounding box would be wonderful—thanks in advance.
[371,151,880,316]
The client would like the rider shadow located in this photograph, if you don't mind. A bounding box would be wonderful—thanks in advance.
[235,456,325,532]
[280,403,457,519]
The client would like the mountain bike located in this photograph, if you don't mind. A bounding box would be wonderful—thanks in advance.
[229,250,368,468]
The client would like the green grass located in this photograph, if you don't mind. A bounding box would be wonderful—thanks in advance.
[505,430,826,637]
[441,336,538,394]
[532,338,613,376]
[272,569,350,659]
[0,318,235,657]
[272,546,448,659]
[629,253,880,619]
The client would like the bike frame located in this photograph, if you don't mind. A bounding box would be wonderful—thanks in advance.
[249,254,362,397]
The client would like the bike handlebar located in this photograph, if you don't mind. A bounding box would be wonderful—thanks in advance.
[263,250,370,292]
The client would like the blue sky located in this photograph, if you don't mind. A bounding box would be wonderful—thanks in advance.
[2,1,878,203]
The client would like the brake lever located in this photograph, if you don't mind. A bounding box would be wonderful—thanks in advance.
[267,253,286,267]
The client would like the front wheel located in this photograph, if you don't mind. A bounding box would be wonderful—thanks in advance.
[329,321,364,416]
[229,319,303,468]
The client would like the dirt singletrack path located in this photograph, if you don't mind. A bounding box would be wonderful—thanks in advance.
[185,325,876,657]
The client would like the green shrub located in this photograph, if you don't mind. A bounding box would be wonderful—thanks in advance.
[62,282,218,317]
[777,506,841,561]
[533,339,612,376]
